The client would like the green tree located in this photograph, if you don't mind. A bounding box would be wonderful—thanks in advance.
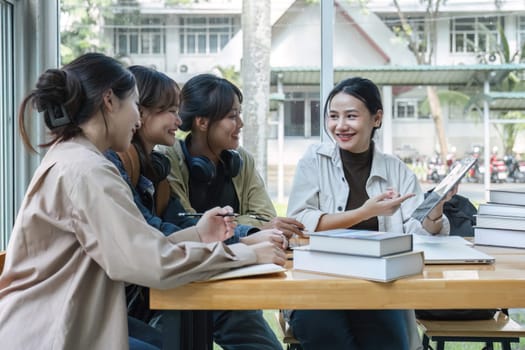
[215,65,241,87]
[60,0,114,64]
[390,0,450,165]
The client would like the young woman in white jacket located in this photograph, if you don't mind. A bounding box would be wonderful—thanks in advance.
[286,77,454,350]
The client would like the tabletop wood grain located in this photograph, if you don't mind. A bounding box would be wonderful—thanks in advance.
[150,246,525,310]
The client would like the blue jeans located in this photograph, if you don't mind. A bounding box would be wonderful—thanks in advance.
[289,310,410,350]
[128,316,162,350]
[213,310,282,350]
[129,337,160,350]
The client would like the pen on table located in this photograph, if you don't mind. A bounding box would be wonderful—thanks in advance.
[178,212,239,218]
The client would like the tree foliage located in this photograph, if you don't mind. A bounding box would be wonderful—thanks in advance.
[215,65,241,88]
[60,0,114,64]
[390,0,449,163]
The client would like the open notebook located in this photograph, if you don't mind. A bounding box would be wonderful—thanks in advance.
[413,235,495,265]
[205,263,286,281]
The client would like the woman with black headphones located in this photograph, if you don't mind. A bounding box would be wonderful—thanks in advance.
[161,73,305,350]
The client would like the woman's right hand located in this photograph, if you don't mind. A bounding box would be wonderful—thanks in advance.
[361,190,415,219]
[195,206,236,243]
[250,241,287,266]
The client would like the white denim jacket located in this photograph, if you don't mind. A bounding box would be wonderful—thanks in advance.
[286,142,451,350]
[287,142,450,235]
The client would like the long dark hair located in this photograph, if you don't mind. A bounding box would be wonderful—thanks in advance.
[129,65,180,182]
[18,52,136,151]
[323,77,383,140]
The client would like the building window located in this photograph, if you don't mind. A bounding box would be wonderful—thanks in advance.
[115,17,164,55]
[395,99,419,119]
[179,16,239,55]
[284,92,320,137]
[519,16,525,50]
[450,16,501,53]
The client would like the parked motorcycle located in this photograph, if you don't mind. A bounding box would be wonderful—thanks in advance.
[427,155,447,183]
[504,154,525,183]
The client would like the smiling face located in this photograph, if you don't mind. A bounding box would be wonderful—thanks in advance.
[207,94,243,151]
[107,88,141,152]
[138,104,182,152]
[327,92,382,153]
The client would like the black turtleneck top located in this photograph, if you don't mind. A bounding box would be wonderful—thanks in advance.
[340,144,379,231]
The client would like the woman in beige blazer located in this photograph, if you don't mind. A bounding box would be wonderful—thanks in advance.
[0,53,286,350]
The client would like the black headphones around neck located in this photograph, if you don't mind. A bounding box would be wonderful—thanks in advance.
[180,139,242,183]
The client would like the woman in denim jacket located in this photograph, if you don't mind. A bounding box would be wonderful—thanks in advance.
[286,77,453,350]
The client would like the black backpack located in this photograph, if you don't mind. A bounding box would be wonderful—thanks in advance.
[442,193,477,237]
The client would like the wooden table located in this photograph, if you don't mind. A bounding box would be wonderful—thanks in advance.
[150,246,525,349]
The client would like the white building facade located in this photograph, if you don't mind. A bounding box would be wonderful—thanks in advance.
[102,0,525,195]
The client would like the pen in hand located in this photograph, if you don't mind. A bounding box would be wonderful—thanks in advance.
[178,212,239,218]
[178,213,273,222]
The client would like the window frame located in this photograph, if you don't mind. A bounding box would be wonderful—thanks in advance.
[394,98,419,120]
[179,15,239,55]
[0,0,14,250]
[449,16,501,54]
[114,17,165,55]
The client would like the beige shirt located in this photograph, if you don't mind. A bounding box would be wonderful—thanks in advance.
[0,136,257,350]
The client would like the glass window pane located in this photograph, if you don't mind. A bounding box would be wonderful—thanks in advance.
[220,34,229,50]
[118,34,127,54]
[210,34,218,53]
[179,34,185,53]
[130,34,138,54]
[187,35,195,54]
[466,33,476,52]
[284,101,305,137]
[198,34,206,53]
[455,34,464,52]
[478,34,487,52]
[142,33,151,53]
[407,104,415,118]
[153,34,161,54]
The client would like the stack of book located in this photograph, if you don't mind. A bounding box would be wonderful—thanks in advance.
[474,188,525,248]
[293,229,424,282]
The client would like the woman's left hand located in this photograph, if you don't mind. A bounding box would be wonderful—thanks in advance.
[240,229,288,249]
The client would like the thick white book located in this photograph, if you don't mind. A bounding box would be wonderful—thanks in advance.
[488,188,525,206]
[478,202,525,217]
[308,229,412,257]
[293,246,424,282]
[476,214,525,231]
[474,227,525,249]
[206,263,286,281]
